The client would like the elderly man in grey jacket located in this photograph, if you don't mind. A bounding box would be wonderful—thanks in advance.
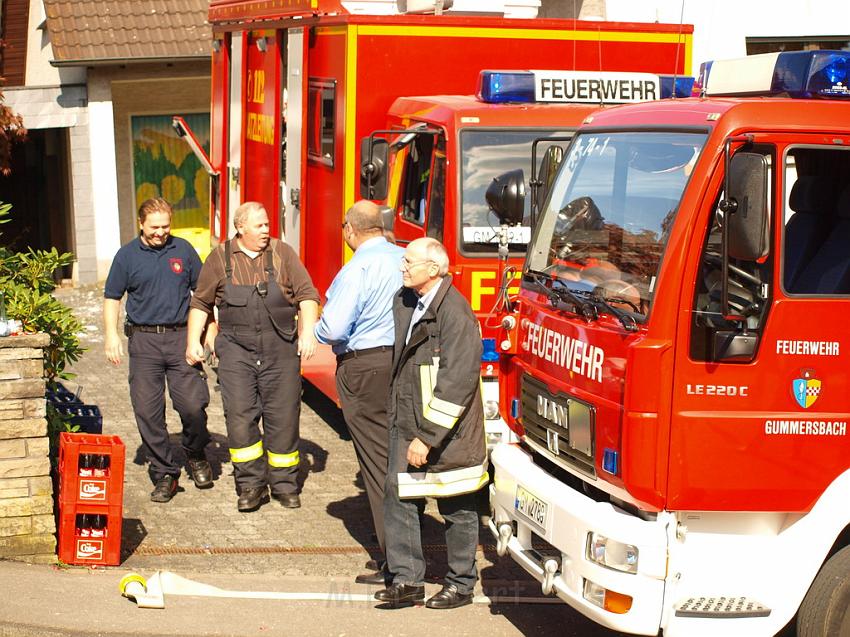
[374,237,487,610]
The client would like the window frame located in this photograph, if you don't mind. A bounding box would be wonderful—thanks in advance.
[306,77,336,167]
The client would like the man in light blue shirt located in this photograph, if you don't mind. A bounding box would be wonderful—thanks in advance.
[315,200,404,585]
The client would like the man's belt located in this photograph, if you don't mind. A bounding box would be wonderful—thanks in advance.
[336,345,392,363]
[127,323,187,334]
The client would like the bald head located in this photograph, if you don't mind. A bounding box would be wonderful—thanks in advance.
[345,200,384,233]
[343,200,386,250]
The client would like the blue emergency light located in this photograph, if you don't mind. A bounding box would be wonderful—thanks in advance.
[477,70,694,104]
[699,50,850,99]
[476,71,536,103]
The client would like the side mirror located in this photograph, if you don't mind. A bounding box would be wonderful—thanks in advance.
[536,145,564,210]
[360,137,389,200]
[379,205,395,232]
[726,152,769,261]
[486,169,526,226]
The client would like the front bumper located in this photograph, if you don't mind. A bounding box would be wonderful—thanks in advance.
[488,443,671,636]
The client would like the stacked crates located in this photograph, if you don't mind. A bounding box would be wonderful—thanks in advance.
[57,432,125,566]
[47,383,103,434]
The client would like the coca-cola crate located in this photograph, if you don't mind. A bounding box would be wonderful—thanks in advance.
[57,503,122,566]
[58,432,125,507]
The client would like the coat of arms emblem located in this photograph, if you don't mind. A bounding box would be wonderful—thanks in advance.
[792,370,821,409]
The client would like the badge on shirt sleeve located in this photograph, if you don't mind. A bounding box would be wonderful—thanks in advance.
[169,258,184,274]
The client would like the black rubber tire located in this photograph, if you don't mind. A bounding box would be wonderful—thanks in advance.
[797,544,850,637]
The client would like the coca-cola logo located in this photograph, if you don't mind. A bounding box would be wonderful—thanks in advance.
[79,480,106,500]
[76,539,103,560]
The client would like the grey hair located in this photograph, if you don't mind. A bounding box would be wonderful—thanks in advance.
[345,200,384,233]
[234,201,266,230]
[422,238,450,276]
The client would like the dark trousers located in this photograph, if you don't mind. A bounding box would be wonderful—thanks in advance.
[216,331,301,495]
[383,427,480,594]
[336,349,392,554]
[127,329,211,482]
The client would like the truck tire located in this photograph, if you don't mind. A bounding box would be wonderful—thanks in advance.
[797,544,850,637]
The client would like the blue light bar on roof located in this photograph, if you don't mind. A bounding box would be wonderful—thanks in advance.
[476,71,536,103]
[477,70,693,104]
[700,50,850,98]
[659,75,696,98]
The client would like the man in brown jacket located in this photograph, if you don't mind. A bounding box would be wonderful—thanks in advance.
[186,201,320,512]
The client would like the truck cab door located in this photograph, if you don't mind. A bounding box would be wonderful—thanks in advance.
[671,136,850,511]
[388,132,446,246]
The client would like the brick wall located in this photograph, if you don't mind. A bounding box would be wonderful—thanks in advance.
[0,333,56,563]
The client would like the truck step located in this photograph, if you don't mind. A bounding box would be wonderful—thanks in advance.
[674,596,771,618]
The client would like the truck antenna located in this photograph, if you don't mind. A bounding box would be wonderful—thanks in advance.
[672,0,686,98]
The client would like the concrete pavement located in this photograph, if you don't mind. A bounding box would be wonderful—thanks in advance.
[0,283,628,637]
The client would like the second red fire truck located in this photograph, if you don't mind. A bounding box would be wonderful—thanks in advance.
[189,0,691,405]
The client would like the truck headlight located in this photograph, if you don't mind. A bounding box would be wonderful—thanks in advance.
[483,399,500,420]
[586,533,638,574]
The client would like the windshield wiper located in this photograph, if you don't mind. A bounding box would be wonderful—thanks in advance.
[525,272,598,321]
[548,283,641,333]
[526,272,642,331]
[586,292,640,332]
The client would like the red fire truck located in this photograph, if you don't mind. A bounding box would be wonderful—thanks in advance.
[189,0,691,402]
[488,50,850,636]
[367,70,693,445]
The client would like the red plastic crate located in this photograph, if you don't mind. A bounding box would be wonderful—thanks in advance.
[57,503,123,566]
[58,432,125,507]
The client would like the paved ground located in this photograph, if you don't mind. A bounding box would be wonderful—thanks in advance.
[51,283,492,578]
[0,283,633,636]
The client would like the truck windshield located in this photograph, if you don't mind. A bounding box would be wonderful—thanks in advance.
[460,129,571,255]
[526,131,706,318]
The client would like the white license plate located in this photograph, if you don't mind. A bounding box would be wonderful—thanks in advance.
[515,485,549,530]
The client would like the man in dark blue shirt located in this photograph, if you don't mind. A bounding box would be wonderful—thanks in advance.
[104,198,212,502]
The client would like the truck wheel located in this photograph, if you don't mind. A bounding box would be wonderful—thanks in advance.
[797,544,850,637]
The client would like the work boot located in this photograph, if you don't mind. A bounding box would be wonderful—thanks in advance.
[356,560,388,585]
[272,493,301,509]
[374,583,425,607]
[187,456,213,489]
[425,584,474,609]
[237,486,269,512]
[150,475,178,503]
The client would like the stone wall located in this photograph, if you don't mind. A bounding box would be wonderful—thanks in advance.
[0,333,56,563]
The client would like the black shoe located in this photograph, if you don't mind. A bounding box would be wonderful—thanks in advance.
[355,568,389,585]
[272,493,301,509]
[374,583,425,607]
[237,486,269,512]
[150,475,178,503]
[425,584,474,609]
[364,559,383,571]
[187,458,213,489]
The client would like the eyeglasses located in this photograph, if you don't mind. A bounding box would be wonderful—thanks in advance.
[400,256,433,271]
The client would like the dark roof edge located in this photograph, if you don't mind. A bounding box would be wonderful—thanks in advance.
[50,55,210,67]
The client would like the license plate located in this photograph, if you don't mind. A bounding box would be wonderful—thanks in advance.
[515,485,549,530]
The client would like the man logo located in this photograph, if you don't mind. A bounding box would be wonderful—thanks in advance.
[792,370,821,409]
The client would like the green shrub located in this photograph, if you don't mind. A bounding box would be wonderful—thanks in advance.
[0,201,85,383]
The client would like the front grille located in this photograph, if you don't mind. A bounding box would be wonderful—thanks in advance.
[521,373,596,477]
